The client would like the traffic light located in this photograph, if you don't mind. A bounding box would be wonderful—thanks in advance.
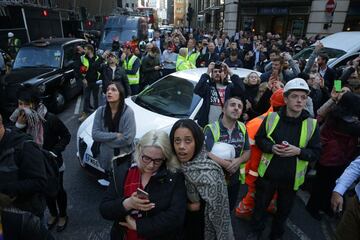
[41,9,49,17]
[80,7,87,21]
[86,20,93,27]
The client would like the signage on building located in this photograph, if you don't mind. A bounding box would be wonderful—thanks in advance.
[258,7,288,15]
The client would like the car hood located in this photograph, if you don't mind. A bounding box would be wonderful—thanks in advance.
[4,67,55,85]
[80,97,179,139]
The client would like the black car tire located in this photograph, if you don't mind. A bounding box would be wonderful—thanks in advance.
[52,91,66,113]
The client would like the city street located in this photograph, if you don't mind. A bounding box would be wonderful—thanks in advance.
[51,96,338,240]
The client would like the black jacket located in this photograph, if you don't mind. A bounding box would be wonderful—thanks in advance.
[141,54,162,86]
[319,66,336,92]
[0,129,47,217]
[194,73,244,127]
[255,108,321,185]
[42,112,71,162]
[100,64,131,97]
[196,52,219,67]
[99,156,187,240]
[83,54,102,84]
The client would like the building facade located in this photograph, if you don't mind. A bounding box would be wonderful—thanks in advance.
[174,0,186,26]
[222,0,360,38]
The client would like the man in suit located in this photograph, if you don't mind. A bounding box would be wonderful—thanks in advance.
[317,52,336,92]
[197,42,219,67]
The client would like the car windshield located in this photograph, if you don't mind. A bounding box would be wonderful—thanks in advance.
[135,76,201,118]
[13,46,61,69]
[102,29,138,44]
[293,47,346,61]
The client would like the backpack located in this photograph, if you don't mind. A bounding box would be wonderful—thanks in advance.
[17,140,60,198]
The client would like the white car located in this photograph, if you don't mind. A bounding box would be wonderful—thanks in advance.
[76,68,259,175]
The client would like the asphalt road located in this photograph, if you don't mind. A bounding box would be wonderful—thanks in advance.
[50,96,338,240]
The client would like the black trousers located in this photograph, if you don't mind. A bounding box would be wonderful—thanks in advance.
[46,171,67,218]
[307,163,348,215]
[228,171,240,211]
[250,177,296,238]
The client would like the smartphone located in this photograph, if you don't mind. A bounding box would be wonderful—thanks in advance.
[137,188,149,200]
[334,80,342,92]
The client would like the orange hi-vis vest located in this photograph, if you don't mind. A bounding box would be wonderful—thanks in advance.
[245,107,273,182]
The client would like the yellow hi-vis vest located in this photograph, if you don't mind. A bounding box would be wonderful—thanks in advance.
[123,55,140,85]
[187,49,200,66]
[176,55,195,72]
[204,120,247,184]
[80,55,100,79]
[258,112,317,190]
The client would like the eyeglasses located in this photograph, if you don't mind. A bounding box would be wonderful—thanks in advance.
[141,154,165,165]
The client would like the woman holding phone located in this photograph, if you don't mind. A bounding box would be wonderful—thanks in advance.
[99,130,187,240]
[169,119,234,240]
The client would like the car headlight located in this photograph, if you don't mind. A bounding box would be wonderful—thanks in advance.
[38,84,46,93]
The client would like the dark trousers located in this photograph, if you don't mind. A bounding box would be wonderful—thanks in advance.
[335,196,360,240]
[228,171,240,211]
[162,68,176,77]
[307,163,348,215]
[46,172,67,217]
[250,177,296,238]
[183,200,205,240]
[83,84,99,113]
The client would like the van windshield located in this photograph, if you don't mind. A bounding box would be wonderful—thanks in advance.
[102,29,138,44]
[293,47,346,61]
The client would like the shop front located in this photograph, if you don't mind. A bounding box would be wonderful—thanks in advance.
[237,1,311,37]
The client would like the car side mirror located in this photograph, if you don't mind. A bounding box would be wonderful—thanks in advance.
[65,60,74,68]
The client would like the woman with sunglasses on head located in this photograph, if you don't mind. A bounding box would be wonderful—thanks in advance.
[99,130,187,240]
[169,119,234,240]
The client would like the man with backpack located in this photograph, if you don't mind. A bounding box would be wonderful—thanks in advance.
[0,113,54,239]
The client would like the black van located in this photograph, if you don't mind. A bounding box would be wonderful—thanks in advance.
[98,15,148,52]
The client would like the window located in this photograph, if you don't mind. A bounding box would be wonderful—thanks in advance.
[176,8,183,13]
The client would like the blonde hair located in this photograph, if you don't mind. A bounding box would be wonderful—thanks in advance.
[243,72,261,85]
[134,130,180,172]
[254,82,269,103]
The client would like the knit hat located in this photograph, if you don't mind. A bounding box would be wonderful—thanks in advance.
[270,88,286,107]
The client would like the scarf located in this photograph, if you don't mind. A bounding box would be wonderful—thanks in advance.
[123,165,145,240]
[9,103,47,146]
[181,148,234,240]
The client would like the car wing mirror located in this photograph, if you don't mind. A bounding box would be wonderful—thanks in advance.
[65,60,75,68]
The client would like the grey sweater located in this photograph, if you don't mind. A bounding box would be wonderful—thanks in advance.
[92,105,136,171]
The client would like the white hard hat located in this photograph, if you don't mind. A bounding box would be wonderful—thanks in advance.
[8,32,14,38]
[210,142,235,160]
[284,78,310,94]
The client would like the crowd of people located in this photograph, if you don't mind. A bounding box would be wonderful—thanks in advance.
[0,27,360,240]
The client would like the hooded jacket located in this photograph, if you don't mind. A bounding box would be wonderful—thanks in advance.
[0,128,47,217]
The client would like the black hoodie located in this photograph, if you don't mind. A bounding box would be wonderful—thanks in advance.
[0,128,47,216]
[255,108,321,186]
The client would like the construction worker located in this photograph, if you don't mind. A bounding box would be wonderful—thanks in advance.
[121,42,141,95]
[176,48,195,72]
[246,78,321,240]
[235,89,286,219]
[204,96,251,210]
[7,32,21,59]
[78,44,102,122]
